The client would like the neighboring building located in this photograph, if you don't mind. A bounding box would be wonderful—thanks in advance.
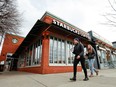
[112,41,116,67]
[0,33,24,71]
[112,41,116,48]
[89,31,116,69]
[13,12,92,74]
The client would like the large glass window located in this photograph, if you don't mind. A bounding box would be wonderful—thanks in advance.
[114,55,116,65]
[54,37,58,63]
[100,50,106,63]
[114,55,116,66]
[32,41,42,65]
[67,41,75,64]
[112,54,116,62]
[18,54,25,68]
[49,36,74,65]
[62,40,66,63]
[97,50,102,63]
[18,39,42,67]
[101,50,108,67]
[49,37,54,63]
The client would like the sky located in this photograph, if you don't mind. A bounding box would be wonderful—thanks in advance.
[17,0,116,42]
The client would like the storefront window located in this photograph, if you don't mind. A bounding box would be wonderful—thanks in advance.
[97,50,102,63]
[62,40,66,63]
[49,37,54,63]
[49,36,74,65]
[18,54,25,68]
[100,50,105,63]
[114,55,116,61]
[112,54,116,62]
[67,41,74,64]
[101,50,109,67]
[18,39,42,67]
[50,36,66,64]
[37,40,42,64]
[54,37,58,63]
[114,55,116,65]
[31,40,42,65]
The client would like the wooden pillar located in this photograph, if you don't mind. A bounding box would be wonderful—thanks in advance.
[41,31,50,74]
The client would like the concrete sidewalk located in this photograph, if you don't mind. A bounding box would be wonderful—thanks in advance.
[0,69,116,87]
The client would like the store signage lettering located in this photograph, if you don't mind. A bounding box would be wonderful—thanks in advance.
[52,19,90,39]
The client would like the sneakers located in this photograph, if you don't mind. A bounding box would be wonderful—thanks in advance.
[70,77,76,81]
[83,77,89,81]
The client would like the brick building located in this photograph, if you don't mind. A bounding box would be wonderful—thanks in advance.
[13,12,92,74]
[0,33,24,71]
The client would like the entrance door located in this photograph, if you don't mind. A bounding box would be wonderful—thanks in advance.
[5,53,13,71]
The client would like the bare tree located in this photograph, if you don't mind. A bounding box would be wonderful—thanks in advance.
[103,0,116,27]
[0,0,21,46]
[0,0,21,35]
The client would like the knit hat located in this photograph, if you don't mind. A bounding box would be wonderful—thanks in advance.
[74,38,79,42]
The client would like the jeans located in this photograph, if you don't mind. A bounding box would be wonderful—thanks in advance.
[88,59,96,74]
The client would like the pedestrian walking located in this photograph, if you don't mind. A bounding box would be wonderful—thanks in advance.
[70,38,89,81]
[86,44,99,77]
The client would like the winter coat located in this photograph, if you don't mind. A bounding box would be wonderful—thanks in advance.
[73,43,84,58]
[86,48,96,59]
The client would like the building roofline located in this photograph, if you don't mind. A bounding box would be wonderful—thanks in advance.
[40,11,87,34]
[12,20,50,57]
[6,33,25,38]
[88,30,113,47]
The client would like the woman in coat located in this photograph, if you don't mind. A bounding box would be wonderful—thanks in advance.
[86,44,99,77]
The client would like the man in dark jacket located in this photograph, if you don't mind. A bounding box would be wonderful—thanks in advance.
[70,38,89,81]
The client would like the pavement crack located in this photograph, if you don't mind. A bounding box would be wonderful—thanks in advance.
[28,76,48,87]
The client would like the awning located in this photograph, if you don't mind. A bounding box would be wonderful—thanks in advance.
[12,20,92,58]
[12,20,50,58]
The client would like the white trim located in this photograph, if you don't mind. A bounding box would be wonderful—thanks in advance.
[99,47,106,51]
[25,65,41,67]
[49,63,81,66]
[18,65,41,68]
[113,52,116,55]
[105,47,111,51]
[49,64,67,66]
[67,64,81,66]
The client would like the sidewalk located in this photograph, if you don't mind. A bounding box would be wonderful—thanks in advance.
[0,69,116,87]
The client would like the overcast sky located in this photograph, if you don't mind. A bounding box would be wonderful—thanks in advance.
[17,0,116,42]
